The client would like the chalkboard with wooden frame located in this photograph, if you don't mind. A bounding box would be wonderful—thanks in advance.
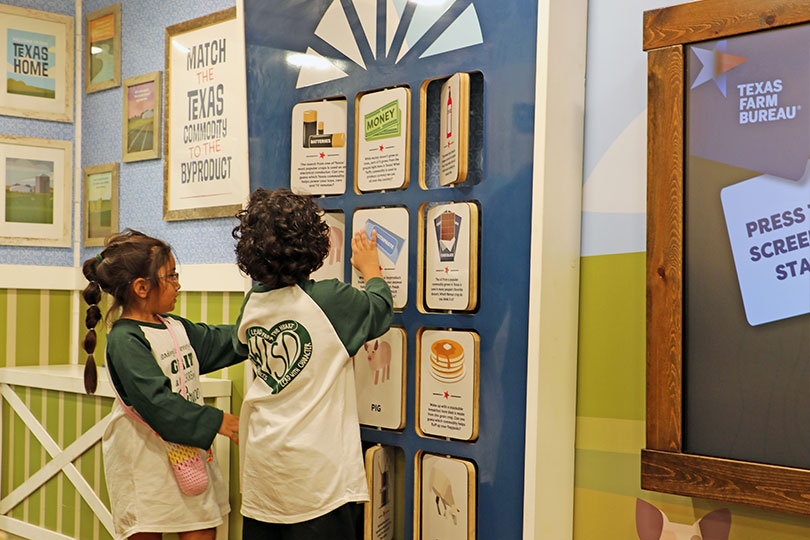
[644,0,810,516]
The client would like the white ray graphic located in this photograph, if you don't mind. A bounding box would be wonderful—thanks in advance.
[353,0,377,58]
[387,0,408,56]
[315,0,367,69]
[582,110,646,214]
[420,3,483,59]
[295,48,350,89]
[396,0,454,63]
[299,0,484,86]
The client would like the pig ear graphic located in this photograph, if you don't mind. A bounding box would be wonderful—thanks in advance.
[635,499,664,540]
[374,340,379,351]
[698,508,731,540]
[364,342,369,351]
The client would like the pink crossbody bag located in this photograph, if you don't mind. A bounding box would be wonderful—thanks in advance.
[111,315,211,496]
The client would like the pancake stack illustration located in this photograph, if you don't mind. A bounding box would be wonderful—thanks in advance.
[429,339,465,383]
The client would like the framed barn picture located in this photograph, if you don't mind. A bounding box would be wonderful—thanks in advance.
[0,134,72,247]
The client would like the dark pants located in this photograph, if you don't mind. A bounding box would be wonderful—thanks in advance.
[242,503,364,540]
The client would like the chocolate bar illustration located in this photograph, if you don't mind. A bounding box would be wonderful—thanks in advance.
[433,210,462,262]
[365,219,405,264]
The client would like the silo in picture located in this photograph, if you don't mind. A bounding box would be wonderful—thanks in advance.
[5,157,54,224]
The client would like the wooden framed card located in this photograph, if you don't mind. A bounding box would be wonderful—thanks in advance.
[364,444,397,540]
[418,201,480,312]
[122,71,162,162]
[354,86,410,192]
[291,97,347,195]
[352,206,409,310]
[354,327,406,430]
[415,452,476,540]
[415,328,479,441]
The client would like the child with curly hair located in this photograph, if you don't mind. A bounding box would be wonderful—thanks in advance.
[81,229,244,540]
[232,188,393,539]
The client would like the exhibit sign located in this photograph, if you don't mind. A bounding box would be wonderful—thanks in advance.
[352,207,409,309]
[355,87,410,192]
[689,26,810,326]
[354,327,406,430]
[291,99,347,195]
[0,134,72,247]
[424,201,479,311]
[364,445,396,540]
[311,210,345,282]
[417,452,476,540]
[84,3,120,94]
[417,329,479,441]
[122,71,162,163]
[0,4,73,122]
[164,7,249,220]
[439,72,470,186]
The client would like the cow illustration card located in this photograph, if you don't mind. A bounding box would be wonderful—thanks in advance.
[424,202,479,311]
[352,207,409,309]
[355,87,410,192]
[354,327,406,430]
[416,329,479,441]
[311,210,345,282]
[417,452,476,540]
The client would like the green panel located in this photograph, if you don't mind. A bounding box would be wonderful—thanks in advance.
[0,290,7,368]
[62,392,79,447]
[15,289,40,366]
[228,291,244,323]
[577,252,645,421]
[60,469,76,536]
[207,292,224,324]
[11,388,26,519]
[28,388,42,521]
[79,395,96,540]
[575,448,642,499]
[49,290,72,365]
[185,291,202,321]
[1,393,10,498]
[45,389,60,530]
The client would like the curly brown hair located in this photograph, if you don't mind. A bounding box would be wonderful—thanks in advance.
[233,188,330,288]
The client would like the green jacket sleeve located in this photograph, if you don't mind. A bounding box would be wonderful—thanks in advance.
[304,277,394,356]
[106,324,223,449]
[169,315,247,374]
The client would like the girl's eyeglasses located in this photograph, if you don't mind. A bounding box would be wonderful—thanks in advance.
[158,272,180,283]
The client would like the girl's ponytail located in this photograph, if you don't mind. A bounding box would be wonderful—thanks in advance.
[81,254,103,394]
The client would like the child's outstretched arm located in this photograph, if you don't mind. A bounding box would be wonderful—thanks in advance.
[219,412,239,444]
[351,229,383,281]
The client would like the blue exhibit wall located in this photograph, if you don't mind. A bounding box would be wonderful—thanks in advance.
[0,0,75,266]
[244,1,537,538]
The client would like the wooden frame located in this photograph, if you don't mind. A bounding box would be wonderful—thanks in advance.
[82,162,119,247]
[122,71,162,162]
[0,3,74,122]
[0,134,72,247]
[164,7,249,221]
[643,0,810,515]
[84,3,121,94]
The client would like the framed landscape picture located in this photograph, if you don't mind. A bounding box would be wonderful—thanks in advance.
[84,3,120,93]
[122,71,161,162]
[83,163,118,246]
[0,134,72,247]
[0,3,74,122]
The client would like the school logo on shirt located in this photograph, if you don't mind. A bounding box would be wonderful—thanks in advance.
[246,320,313,394]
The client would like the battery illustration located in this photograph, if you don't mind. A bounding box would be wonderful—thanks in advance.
[308,132,345,148]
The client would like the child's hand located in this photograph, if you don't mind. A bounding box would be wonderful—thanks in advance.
[351,230,383,281]
[218,412,239,445]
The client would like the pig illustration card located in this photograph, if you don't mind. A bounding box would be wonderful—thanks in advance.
[354,327,406,430]
[311,210,345,282]
[352,207,409,310]
[416,329,479,441]
[417,452,475,540]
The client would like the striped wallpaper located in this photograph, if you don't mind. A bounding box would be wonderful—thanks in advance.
[1,289,247,540]
[574,252,810,539]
